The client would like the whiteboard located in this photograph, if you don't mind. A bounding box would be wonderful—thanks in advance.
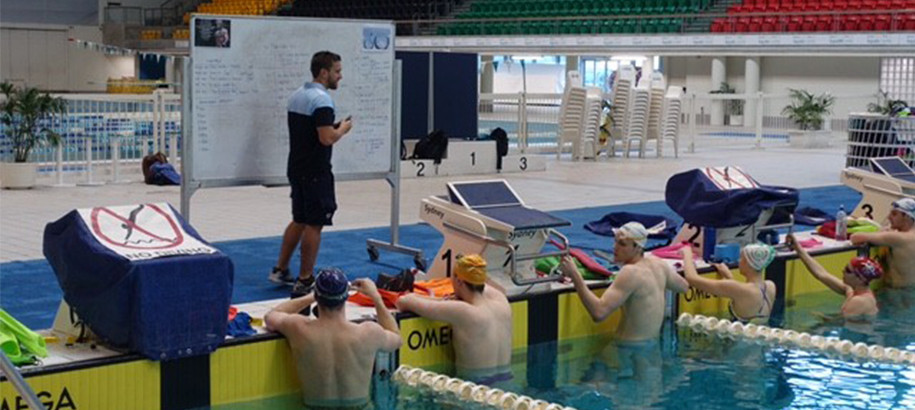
[189,16,395,184]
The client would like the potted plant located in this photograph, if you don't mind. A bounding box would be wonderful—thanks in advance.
[711,82,745,126]
[867,91,908,116]
[782,88,835,148]
[0,82,65,188]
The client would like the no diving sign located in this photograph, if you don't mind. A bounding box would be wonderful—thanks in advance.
[77,203,216,261]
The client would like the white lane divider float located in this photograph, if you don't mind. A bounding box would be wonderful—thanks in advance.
[392,365,575,410]
[677,313,915,365]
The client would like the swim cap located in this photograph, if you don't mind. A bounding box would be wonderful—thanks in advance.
[455,254,487,286]
[315,267,349,307]
[742,243,776,272]
[847,257,883,283]
[613,222,648,249]
[892,198,915,221]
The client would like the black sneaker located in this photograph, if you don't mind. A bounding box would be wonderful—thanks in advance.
[291,275,315,299]
[268,267,295,285]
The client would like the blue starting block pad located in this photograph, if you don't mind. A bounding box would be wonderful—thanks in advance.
[447,180,571,230]
[871,156,915,184]
[43,203,234,361]
[422,180,571,290]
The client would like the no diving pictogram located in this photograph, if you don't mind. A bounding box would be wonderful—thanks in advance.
[90,204,185,250]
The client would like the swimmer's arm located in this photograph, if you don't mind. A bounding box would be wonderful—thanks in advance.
[352,278,401,350]
[581,267,636,322]
[265,294,316,332]
[664,261,689,293]
[850,231,905,247]
[794,243,848,295]
[395,294,470,324]
[680,250,734,295]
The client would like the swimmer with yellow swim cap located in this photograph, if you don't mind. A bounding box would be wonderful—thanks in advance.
[850,198,915,288]
[396,254,514,385]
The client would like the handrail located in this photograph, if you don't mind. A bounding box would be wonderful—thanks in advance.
[0,353,44,410]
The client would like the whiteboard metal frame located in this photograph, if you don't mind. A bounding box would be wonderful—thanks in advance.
[180,16,422,267]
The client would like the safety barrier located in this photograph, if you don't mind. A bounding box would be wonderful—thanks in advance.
[677,313,915,365]
[0,91,181,185]
[845,114,915,169]
[392,365,576,410]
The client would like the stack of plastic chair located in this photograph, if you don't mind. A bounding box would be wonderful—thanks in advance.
[607,66,636,157]
[556,86,588,160]
[579,87,605,160]
[658,86,684,158]
[646,74,667,152]
[624,86,651,158]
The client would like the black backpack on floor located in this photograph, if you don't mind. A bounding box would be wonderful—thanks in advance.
[411,130,448,164]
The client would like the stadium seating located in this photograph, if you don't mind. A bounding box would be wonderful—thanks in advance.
[713,0,915,32]
[440,0,709,35]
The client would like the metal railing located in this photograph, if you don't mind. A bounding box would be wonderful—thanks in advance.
[0,353,44,410]
[846,114,915,168]
[478,90,889,155]
[0,91,182,186]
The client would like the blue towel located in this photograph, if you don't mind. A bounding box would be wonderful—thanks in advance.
[227,312,256,338]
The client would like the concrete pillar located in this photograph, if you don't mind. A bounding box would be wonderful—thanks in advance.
[744,56,760,129]
[565,55,580,88]
[710,57,726,126]
[480,55,494,113]
[643,55,655,81]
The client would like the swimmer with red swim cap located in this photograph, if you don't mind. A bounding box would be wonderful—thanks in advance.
[788,234,882,320]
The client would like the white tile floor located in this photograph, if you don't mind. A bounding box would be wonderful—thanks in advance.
[0,144,848,263]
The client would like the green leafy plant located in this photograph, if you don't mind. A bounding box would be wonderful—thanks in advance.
[710,82,744,117]
[0,82,65,163]
[781,88,835,131]
[867,91,908,116]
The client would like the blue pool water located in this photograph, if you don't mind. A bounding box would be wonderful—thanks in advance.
[216,289,915,409]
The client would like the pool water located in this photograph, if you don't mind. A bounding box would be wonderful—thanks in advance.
[213,290,915,409]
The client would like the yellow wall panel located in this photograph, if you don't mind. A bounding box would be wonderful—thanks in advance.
[210,338,300,406]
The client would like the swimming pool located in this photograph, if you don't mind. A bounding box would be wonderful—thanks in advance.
[211,290,915,409]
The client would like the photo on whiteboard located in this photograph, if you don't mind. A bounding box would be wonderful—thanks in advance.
[195,18,231,48]
[362,26,392,51]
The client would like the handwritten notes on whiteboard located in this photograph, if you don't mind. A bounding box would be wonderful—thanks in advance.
[191,17,394,183]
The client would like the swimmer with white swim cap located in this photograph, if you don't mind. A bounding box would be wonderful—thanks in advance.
[561,222,689,341]
[681,243,777,324]
[850,198,915,288]
[265,268,401,409]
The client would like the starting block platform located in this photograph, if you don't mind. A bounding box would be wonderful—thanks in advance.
[402,140,547,179]
[842,156,915,221]
[420,179,571,292]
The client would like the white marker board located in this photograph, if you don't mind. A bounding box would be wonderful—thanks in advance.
[189,15,394,185]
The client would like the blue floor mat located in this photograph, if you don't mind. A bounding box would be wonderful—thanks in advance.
[0,185,861,329]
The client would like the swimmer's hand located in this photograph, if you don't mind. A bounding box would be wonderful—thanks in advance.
[560,255,581,279]
[785,234,800,251]
[680,246,693,260]
[810,311,842,323]
[712,263,734,279]
[352,278,380,301]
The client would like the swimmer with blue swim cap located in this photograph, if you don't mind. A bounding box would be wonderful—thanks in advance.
[681,243,776,324]
[264,267,401,408]
[789,234,881,320]
[850,197,915,288]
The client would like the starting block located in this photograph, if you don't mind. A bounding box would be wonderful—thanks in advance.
[420,180,571,290]
[841,156,915,221]
[666,166,798,259]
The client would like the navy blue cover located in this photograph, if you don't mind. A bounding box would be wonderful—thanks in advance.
[665,169,799,228]
[584,212,678,240]
[42,205,233,361]
[150,162,181,185]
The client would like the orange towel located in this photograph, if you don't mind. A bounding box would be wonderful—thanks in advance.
[347,278,455,308]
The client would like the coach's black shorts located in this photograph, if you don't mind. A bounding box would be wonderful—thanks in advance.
[290,174,336,226]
